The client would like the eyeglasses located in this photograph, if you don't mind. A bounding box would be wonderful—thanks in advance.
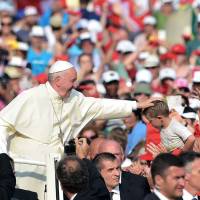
[134,93,150,97]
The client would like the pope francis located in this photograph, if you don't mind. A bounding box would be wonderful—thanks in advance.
[0,61,153,199]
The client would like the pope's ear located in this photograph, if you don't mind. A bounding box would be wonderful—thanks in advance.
[54,75,62,86]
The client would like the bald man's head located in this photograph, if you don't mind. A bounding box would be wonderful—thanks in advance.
[98,139,124,164]
[89,137,105,160]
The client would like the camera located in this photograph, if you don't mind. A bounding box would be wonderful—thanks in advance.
[64,137,91,155]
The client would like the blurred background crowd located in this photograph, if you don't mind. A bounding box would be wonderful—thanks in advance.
[1,0,200,172]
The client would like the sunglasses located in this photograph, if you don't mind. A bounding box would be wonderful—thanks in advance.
[179,87,190,93]
[134,93,150,96]
[1,22,12,26]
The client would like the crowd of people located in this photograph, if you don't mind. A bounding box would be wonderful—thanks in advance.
[0,0,200,199]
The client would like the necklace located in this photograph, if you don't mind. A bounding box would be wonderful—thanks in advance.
[46,85,64,144]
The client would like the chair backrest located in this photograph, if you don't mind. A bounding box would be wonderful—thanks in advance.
[12,188,38,200]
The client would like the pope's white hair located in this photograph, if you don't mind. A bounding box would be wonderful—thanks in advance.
[48,70,67,83]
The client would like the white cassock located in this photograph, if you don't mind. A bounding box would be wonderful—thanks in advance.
[0,81,136,199]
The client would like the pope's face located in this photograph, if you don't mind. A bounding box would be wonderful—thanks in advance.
[58,68,77,98]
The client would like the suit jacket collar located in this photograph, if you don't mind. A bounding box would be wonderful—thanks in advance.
[119,171,131,200]
[153,189,169,200]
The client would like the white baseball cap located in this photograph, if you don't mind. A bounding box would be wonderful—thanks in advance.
[49,61,74,74]
[136,69,152,83]
[189,98,200,109]
[88,20,103,33]
[143,16,157,25]
[17,42,29,51]
[192,71,200,83]
[162,0,173,4]
[24,6,38,16]
[76,19,89,30]
[159,68,176,81]
[102,71,120,83]
[30,26,45,37]
[144,54,160,68]
[116,40,136,53]
[79,32,96,43]
[9,56,26,68]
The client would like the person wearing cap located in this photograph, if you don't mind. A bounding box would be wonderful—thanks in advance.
[77,79,100,98]
[175,78,190,98]
[114,40,137,81]
[15,42,29,59]
[153,0,174,30]
[0,60,154,199]
[135,69,152,84]
[69,32,102,73]
[102,70,120,99]
[102,70,125,136]
[16,6,39,43]
[155,67,177,95]
[27,25,53,76]
[143,54,161,92]
[171,44,190,80]
[144,54,160,79]
[181,106,198,133]
[134,82,152,102]
[134,16,157,51]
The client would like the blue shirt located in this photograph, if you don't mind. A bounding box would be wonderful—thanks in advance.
[27,48,53,76]
[125,121,147,155]
[39,10,69,27]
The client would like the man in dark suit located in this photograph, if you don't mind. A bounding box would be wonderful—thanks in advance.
[93,152,150,200]
[0,153,16,200]
[96,139,150,200]
[179,151,200,200]
[58,138,110,200]
[144,153,185,200]
[120,169,151,200]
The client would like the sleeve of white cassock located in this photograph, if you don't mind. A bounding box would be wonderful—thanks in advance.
[0,119,12,154]
[79,96,137,120]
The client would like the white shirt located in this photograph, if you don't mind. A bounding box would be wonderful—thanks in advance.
[70,193,77,200]
[183,189,198,200]
[111,185,121,200]
[110,172,122,200]
[160,118,192,151]
[154,189,170,200]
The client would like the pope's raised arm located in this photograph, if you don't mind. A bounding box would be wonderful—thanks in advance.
[0,60,155,198]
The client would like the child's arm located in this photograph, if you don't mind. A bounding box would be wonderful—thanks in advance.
[173,120,195,152]
[182,135,195,152]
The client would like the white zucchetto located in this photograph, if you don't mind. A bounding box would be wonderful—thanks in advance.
[49,61,74,74]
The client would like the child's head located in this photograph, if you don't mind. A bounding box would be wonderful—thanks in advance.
[143,100,169,129]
